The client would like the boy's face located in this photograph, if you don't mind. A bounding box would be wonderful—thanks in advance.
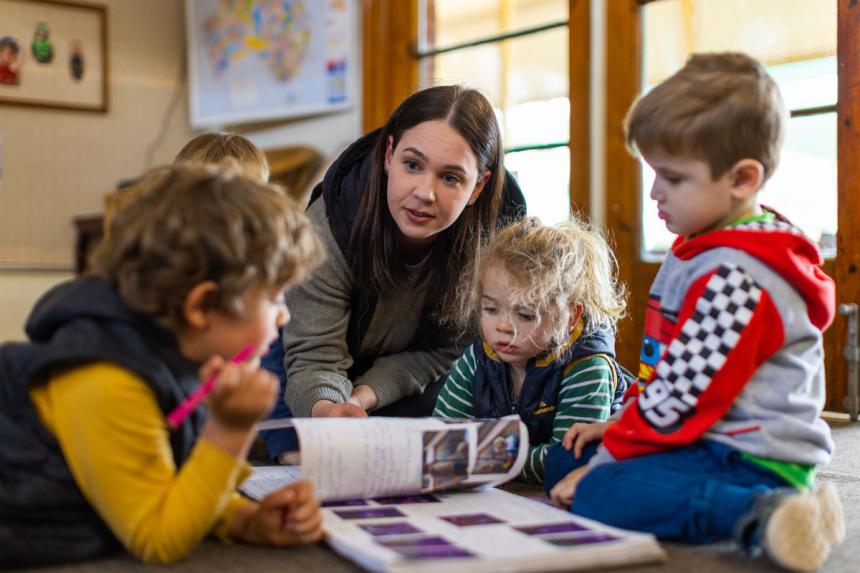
[480,266,554,371]
[642,150,743,237]
[196,285,289,365]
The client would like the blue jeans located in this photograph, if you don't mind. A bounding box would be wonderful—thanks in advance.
[543,440,600,496]
[259,331,447,460]
[548,440,790,543]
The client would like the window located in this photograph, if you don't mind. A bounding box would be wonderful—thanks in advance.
[640,0,837,256]
[418,0,571,225]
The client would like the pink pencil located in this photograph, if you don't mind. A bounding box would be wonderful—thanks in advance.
[166,345,257,429]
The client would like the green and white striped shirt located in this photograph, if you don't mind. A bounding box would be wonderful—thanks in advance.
[433,344,614,482]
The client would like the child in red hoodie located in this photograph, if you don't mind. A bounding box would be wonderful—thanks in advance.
[545,52,845,573]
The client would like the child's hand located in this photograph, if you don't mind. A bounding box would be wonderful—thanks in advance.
[206,361,278,430]
[233,481,323,546]
[549,466,590,508]
[562,421,611,458]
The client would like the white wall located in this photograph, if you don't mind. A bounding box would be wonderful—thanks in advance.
[0,271,74,341]
[0,0,362,342]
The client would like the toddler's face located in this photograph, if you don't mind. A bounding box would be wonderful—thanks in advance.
[642,150,738,237]
[480,266,554,371]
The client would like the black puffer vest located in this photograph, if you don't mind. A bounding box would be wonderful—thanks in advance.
[0,277,203,568]
[471,324,632,446]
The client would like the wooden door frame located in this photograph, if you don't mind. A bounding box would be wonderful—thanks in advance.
[605,0,856,412]
[834,0,860,413]
[604,0,652,369]
[569,0,591,214]
[361,0,420,133]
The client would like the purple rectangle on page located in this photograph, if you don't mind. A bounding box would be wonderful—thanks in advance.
[392,545,475,560]
[321,498,368,508]
[439,513,504,527]
[376,536,451,548]
[333,507,405,520]
[515,522,589,535]
[545,533,618,546]
[372,493,441,505]
[359,522,422,536]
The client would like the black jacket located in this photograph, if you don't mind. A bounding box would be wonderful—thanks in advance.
[308,128,527,375]
[0,277,203,568]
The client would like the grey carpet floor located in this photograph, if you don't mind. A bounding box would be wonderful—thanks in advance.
[15,422,859,573]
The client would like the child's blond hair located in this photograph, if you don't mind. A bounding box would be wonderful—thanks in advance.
[103,133,269,229]
[90,165,324,330]
[469,217,627,345]
[625,52,787,184]
[175,132,269,182]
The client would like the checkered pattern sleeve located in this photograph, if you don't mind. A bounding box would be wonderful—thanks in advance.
[432,345,478,419]
[603,263,785,460]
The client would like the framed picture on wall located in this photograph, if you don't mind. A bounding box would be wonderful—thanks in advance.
[0,0,108,112]
[185,0,353,128]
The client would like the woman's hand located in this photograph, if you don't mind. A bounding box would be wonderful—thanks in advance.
[232,481,323,546]
[549,466,590,508]
[561,421,612,459]
[311,399,368,418]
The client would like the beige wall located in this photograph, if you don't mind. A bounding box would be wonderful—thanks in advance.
[1,0,196,267]
[0,0,362,342]
[0,271,73,341]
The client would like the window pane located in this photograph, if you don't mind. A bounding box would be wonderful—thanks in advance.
[639,0,837,257]
[505,97,569,149]
[424,26,569,147]
[640,163,675,255]
[505,147,570,226]
[643,0,836,88]
[426,0,567,52]
[421,2,571,225]
[769,57,837,112]
[761,113,837,256]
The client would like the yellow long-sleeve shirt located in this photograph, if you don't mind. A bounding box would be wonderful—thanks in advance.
[29,363,253,564]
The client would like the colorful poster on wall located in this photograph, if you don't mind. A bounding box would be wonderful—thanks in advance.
[0,0,107,112]
[185,0,353,128]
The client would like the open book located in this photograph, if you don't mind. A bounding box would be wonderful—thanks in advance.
[245,415,666,573]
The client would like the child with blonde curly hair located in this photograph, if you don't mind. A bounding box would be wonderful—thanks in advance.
[433,216,628,482]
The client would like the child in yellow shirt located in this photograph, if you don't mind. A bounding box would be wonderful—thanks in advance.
[0,164,326,566]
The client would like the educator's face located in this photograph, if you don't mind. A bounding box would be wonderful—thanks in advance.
[384,120,490,250]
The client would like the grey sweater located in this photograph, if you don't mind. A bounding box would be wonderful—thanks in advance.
[591,217,834,468]
[282,200,465,416]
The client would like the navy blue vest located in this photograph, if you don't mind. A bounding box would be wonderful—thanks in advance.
[470,323,631,446]
[0,277,203,567]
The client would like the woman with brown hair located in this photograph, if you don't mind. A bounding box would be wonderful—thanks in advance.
[261,85,526,461]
